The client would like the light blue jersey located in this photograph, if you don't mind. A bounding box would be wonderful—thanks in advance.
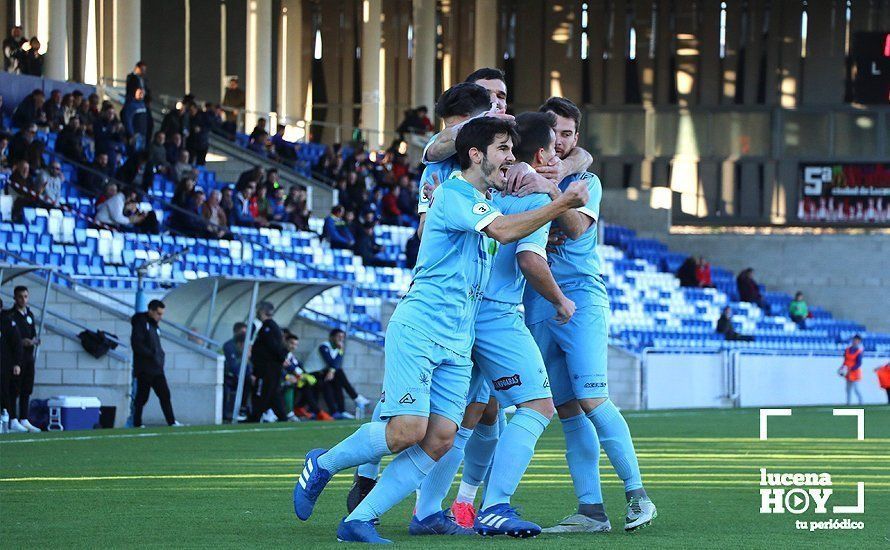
[484,193,551,304]
[418,132,460,214]
[523,172,608,324]
[392,175,502,357]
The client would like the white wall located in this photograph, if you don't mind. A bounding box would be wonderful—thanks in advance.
[737,353,888,407]
[643,351,727,409]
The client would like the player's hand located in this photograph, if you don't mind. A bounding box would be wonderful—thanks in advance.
[325,369,335,382]
[561,181,589,209]
[484,104,513,120]
[422,173,441,202]
[535,156,567,183]
[12,365,21,376]
[553,297,576,325]
[511,168,558,198]
[22,338,33,347]
[546,227,568,253]
[504,163,531,195]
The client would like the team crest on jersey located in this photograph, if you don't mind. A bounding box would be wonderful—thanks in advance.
[473,202,491,215]
[419,373,431,386]
[493,374,522,391]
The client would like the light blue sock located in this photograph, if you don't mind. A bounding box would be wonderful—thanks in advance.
[355,401,385,479]
[481,408,550,509]
[317,420,390,474]
[415,426,472,520]
[561,413,603,504]
[478,408,508,503]
[461,421,499,487]
[347,444,437,522]
[587,400,643,492]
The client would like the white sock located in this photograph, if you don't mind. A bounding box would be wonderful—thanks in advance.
[455,481,479,504]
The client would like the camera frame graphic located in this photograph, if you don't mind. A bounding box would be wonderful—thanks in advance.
[759,408,865,515]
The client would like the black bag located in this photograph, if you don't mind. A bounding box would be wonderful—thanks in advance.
[78,330,119,359]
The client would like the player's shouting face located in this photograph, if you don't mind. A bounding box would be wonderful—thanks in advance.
[478,133,516,191]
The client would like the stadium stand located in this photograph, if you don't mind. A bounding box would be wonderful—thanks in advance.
[2,89,888,359]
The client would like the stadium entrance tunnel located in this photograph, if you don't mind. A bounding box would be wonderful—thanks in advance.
[160,277,342,343]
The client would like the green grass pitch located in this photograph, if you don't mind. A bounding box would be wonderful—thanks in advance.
[2,406,888,548]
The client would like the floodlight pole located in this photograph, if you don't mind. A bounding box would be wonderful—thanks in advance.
[232,281,260,423]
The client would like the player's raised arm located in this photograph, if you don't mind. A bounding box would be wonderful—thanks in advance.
[484,183,586,244]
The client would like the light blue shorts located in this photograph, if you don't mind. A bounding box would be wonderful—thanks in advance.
[467,365,492,405]
[471,300,551,407]
[527,305,609,407]
[379,322,472,427]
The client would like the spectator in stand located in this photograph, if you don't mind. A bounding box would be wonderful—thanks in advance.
[165,132,184,164]
[55,117,86,163]
[3,26,26,72]
[737,267,771,315]
[355,222,397,268]
[220,186,235,220]
[131,300,182,427]
[381,186,414,227]
[43,90,64,127]
[185,102,211,165]
[695,256,714,288]
[266,186,294,230]
[117,151,152,193]
[222,322,250,422]
[676,257,698,288]
[322,206,355,250]
[397,175,418,216]
[122,189,159,233]
[249,118,267,142]
[875,362,890,404]
[231,181,258,227]
[93,104,120,157]
[237,165,264,190]
[95,182,152,231]
[169,176,196,227]
[8,123,36,163]
[177,188,220,238]
[405,228,420,269]
[61,93,76,125]
[311,329,369,419]
[0,135,10,173]
[221,77,245,131]
[252,184,271,226]
[121,87,149,153]
[16,37,43,76]
[25,138,46,173]
[126,61,149,103]
[283,333,325,421]
[285,185,311,231]
[263,168,281,194]
[12,89,46,129]
[6,159,33,220]
[3,286,41,432]
[173,149,194,182]
[161,101,185,138]
[202,189,230,232]
[83,152,112,196]
[248,301,299,423]
[42,161,65,204]
[148,131,171,176]
[716,306,755,342]
[272,125,297,165]
[789,292,809,330]
[839,335,864,405]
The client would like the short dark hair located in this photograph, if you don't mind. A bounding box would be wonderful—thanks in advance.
[465,67,505,84]
[435,82,491,119]
[233,322,247,333]
[148,299,165,311]
[455,117,519,170]
[329,328,345,338]
[539,96,582,131]
[513,112,556,164]
[285,333,299,342]
[852,334,862,341]
[135,60,146,68]
[13,285,28,295]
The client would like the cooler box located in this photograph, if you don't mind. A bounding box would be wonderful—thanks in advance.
[47,396,102,431]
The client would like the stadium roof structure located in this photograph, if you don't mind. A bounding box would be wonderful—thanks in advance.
[0,263,56,285]
[160,276,344,343]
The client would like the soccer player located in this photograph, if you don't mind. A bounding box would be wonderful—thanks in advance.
[410,111,578,538]
[521,97,657,532]
[292,117,589,544]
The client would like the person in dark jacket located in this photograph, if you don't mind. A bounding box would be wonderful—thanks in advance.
[716,306,755,342]
[247,302,298,423]
[15,37,43,76]
[125,61,149,103]
[11,89,46,129]
[736,267,770,314]
[130,300,181,427]
[222,322,251,422]
[355,222,397,268]
[322,206,355,250]
[676,256,698,288]
[55,117,86,164]
[185,103,212,165]
[0,296,24,432]
[311,329,369,419]
[4,286,41,432]
[121,88,149,154]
